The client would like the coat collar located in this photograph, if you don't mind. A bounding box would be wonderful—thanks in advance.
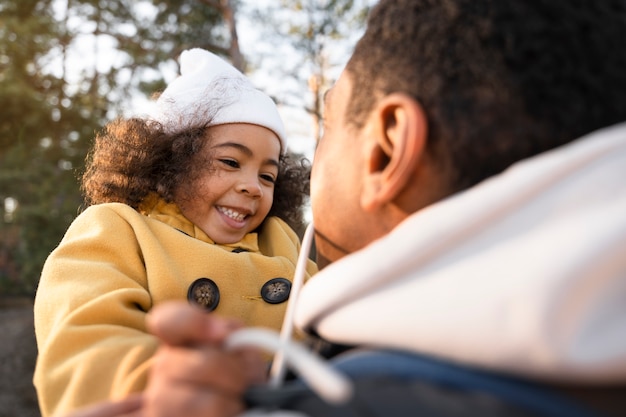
[138,193,260,252]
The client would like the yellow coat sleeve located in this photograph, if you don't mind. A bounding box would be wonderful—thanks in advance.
[34,206,155,417]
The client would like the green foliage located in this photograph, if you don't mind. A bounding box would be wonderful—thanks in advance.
[0,0,92,296]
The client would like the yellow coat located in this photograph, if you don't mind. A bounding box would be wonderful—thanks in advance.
[33,197,317,417]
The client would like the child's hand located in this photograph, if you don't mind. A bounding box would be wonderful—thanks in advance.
[143,301,267,417]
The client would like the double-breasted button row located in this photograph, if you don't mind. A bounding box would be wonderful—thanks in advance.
[187,277,292,311]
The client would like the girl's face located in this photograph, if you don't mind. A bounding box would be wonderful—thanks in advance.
[176,123,281,244]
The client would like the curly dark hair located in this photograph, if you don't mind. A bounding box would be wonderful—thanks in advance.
[346,0,626,193]
[81,118,311,232]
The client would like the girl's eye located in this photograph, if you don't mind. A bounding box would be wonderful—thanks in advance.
[260,174,276,184]
[219,159,239,168]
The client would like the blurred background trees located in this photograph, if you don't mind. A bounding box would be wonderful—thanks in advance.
[0,0,370,296]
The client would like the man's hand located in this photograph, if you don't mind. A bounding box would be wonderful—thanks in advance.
[62,395,142,417]
[142,301,266,417]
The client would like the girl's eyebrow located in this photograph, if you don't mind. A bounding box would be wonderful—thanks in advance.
[212,142,279,168]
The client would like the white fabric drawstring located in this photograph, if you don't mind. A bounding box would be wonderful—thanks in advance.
[269,222,316,386]
[225,222,354,405]
[226,327,353,405]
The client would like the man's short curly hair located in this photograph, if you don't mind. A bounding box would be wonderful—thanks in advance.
[81,118,310,231]
[346,0,626,193]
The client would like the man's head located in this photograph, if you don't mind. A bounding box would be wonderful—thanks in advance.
[311,0,626,267]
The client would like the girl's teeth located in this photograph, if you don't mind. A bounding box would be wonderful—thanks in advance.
[220,207,245,221]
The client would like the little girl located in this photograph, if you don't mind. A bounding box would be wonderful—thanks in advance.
[33,48,317,417]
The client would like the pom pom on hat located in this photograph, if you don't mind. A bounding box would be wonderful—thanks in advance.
[150,48,287,151]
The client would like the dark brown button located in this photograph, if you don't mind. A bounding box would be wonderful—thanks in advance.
[188,278,220,311]
[260,278,291,304]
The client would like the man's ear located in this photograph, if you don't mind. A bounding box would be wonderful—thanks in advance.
[361,93,428,211]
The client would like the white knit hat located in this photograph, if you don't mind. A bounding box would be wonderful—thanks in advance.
[150,48,287,151]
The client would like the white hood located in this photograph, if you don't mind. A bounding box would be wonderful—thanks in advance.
[294,123,626,384]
